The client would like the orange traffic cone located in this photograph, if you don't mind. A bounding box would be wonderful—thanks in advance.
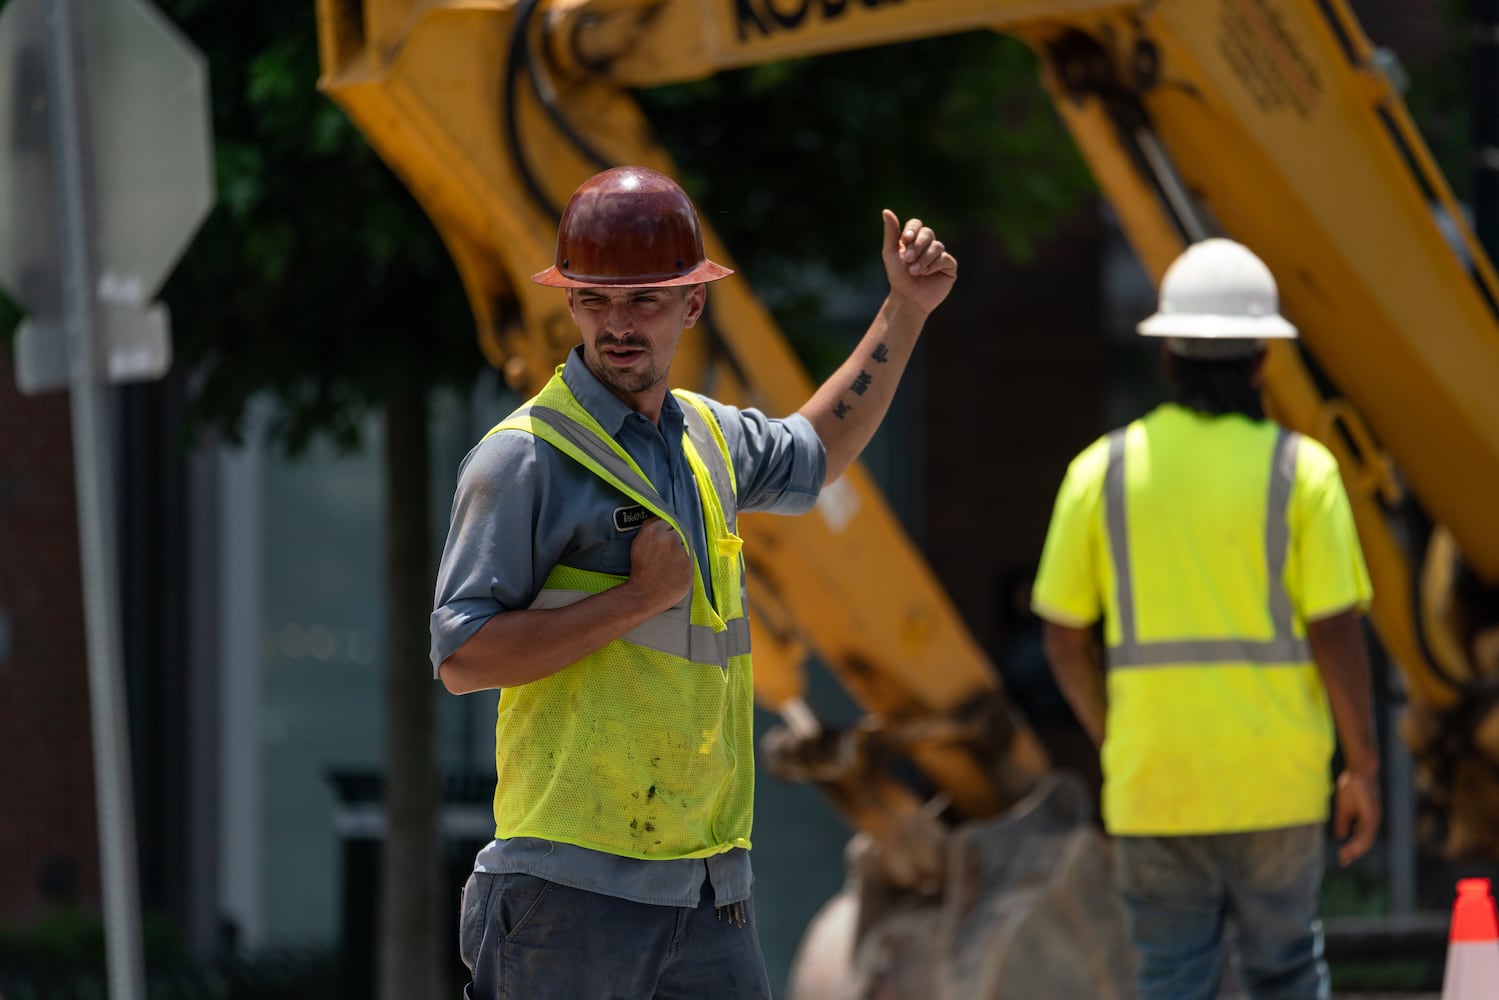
[1441,877,1499,999]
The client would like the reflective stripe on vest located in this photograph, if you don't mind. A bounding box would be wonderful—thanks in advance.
[522,404,669,515]
[677,390,738,539]
[1104,426,1310,669]
[504,394,737,536]
[528,587,750,662]
[498,385,748,666]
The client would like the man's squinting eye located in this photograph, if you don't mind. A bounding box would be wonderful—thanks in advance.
[579,292,669,312]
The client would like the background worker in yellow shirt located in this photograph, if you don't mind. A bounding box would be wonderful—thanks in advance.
[1031,238,1382,1000]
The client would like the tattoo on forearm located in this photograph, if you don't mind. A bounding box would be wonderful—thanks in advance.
[833,400,851,420]
[870,343,890,364]
[850,371,872,396]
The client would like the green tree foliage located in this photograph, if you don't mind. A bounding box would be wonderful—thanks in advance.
[154,1,478,455]
[639,31,1097,310]
[1,15,1096,441]
[1402,0,1472,203]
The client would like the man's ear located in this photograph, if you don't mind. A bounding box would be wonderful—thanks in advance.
[1250,346,1269,388]
[1159,340,1177,382]
[682,284,707,328]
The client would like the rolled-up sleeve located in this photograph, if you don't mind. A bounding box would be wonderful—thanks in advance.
[429,434,545,676]
[1290,439,1373,623]
[1031,439,1109,629]
[707,402,826,514]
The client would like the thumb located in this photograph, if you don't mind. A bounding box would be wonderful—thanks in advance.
[882,209,901,257]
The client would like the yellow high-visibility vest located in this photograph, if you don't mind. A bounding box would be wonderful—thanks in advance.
[1033,405,1372,835]
[482,370,755,859]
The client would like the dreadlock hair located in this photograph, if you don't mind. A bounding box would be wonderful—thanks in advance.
[1164,351,1266,421]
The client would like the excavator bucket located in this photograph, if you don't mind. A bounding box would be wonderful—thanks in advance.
[788,774,1138,999]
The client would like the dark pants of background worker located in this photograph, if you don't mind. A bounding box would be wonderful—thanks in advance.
[1113,824,1328,1000]
[459,871,773,999]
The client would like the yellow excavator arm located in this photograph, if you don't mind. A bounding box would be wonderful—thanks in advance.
[316,0,1499,990]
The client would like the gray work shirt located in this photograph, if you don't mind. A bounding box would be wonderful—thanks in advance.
[431,345,826,907]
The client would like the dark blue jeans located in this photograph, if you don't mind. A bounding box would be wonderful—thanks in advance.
[458,871,772,999]
[1113,825,1329,1000]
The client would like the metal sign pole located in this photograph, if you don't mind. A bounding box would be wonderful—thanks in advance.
[46,0,147,996]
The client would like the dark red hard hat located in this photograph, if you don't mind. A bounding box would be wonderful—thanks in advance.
[530,166,733,288]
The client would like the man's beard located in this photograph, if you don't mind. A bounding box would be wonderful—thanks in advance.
[589,340,663,395]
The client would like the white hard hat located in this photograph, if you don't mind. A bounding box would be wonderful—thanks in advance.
[1137,238,1297,358]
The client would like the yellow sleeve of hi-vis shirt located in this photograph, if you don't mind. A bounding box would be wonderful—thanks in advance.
[1287,435,1373,622]
[1031,436,1112,630]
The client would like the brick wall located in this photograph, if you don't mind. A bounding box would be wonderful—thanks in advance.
[0,352,100,921]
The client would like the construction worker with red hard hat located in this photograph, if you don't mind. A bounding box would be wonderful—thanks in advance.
[431,165,957,999]
[1031,237,1382,1000]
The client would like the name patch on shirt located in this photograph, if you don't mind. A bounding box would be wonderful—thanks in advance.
[613,504,651,533]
